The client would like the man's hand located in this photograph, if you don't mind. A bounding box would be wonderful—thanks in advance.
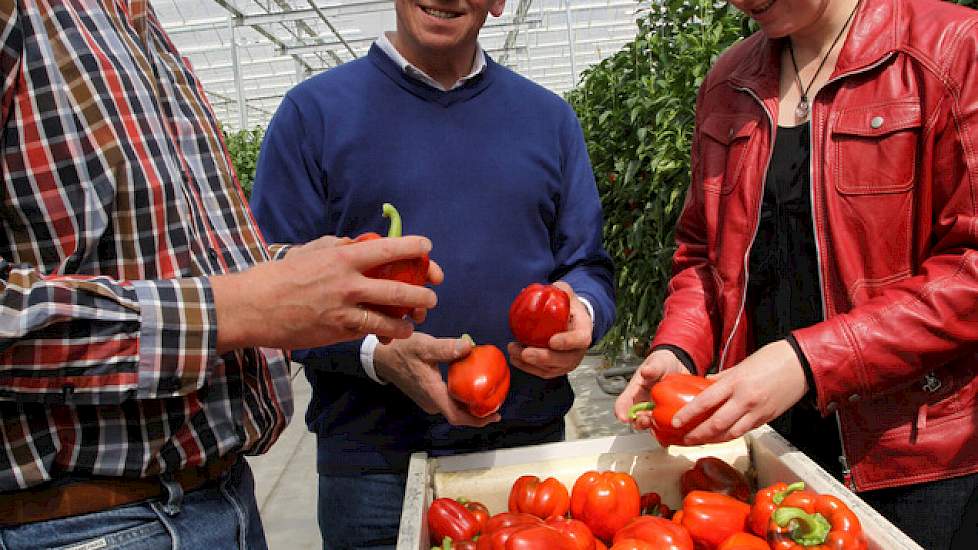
[671,340,808,445]
[213,234,438,353]
[508,282,592,380]
[374,333,501,427]
[613,348,689,430]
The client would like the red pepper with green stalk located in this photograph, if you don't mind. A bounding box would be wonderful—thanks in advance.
[675,490,750,550]
[612,515,694,550]
[766,490,867,550]
[433,537,478,550]
[640,492,672,519]
[508,475,571,520]
[569,470,642,542]
[353,202,430,319]
[680,457,751,502]
[428,498,480,545]
[459,499,490,534]
[627,373,716,447]
[447,335,510,417]
[749,481,809,536]
[509,283,570,347]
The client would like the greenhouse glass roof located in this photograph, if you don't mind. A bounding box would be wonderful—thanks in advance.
[154,0,651,130]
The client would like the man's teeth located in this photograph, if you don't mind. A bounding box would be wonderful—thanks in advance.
[421,6,460,19]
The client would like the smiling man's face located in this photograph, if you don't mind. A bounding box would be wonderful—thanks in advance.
[394,0,506,59]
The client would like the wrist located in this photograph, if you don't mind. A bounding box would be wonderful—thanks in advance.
[212,271,256,354]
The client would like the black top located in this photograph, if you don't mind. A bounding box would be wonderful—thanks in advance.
[746,122,844,478]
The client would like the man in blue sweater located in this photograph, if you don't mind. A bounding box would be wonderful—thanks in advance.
[250,0,615,547]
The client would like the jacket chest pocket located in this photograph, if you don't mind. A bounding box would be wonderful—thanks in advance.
[832,101,922,194]
[698,115,759,195]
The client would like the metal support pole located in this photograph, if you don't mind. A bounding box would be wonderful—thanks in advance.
[229,16,247,130]
[564,0,577,88]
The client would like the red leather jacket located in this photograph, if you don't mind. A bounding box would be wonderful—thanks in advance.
[653,0,978,491]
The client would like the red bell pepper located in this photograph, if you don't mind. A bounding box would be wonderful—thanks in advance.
[640,492,672,519]
[546,517,599,550]
[595,540,609,550]
[509,283,570,347]
[716,533,769,550]
[680,457,751,502]
[749,481,809,536]
[482,512,543,535]
[676,490,750,550]
[612,516,694,550]
[570,470,642,542]
[447,336,511,417]
[767,491,867,550]
[428,497,480,545]
[627,374,716,447]
[509,475,571,520]
[609,540,658,550]
[459,498,490,534]
[476,523,577,550]
[353,203,430,319]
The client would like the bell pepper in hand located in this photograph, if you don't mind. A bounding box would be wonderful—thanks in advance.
[354,203,430,319]
[681,457,751,502]
[628,373,716,447]
[447,336,510,417]
[509,475,571,520]
[767,491,867,550]
[546,517,599,550]
[612,516,694,550]
[716,533,769,550]
[509,283,571,347]
[429,497,480,545]
[750,481,809,536]
[570,470,642,542]
[676,490,750,550]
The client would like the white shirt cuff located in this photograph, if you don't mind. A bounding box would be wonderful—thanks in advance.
[359,334,387,385]
[577,296,595,329]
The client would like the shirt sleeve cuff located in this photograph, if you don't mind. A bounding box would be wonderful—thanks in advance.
[131,277,217,398]
[577,296,595,329]
[360,334,387,385]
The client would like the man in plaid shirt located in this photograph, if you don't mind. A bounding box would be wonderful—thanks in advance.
[0,1,438,548]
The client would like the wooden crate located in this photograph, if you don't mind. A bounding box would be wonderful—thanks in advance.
[396,425,922,549]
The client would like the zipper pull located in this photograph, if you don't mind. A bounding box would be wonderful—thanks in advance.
[922,372,942,393]
[838,454,856,491]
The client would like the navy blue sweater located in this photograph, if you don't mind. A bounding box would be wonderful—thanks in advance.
[250,45,615,474]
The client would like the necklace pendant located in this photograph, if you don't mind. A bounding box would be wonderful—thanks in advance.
[795,98,811,119]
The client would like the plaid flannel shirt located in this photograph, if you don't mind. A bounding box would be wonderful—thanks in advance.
[0,0,292,491]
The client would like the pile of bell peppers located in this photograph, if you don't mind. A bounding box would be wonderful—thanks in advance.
[427,460,867,550]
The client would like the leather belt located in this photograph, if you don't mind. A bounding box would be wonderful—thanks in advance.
[0,453,239,527]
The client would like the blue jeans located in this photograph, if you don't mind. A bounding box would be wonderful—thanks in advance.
[0,459,266,550]
[318,473,406,550]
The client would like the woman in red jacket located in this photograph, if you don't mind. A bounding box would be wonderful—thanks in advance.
[614,0,978,547]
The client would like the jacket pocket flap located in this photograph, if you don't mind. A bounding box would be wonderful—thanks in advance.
[701,115,758,145]
[833,101,922,137]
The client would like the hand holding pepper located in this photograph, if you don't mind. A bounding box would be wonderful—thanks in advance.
[626,373,716,447]
[614,349,691,427]
[508,282,593,380]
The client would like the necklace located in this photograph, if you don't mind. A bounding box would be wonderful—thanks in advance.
[788,0,861,119]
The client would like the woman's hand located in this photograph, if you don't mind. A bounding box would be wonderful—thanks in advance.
[671,340,809,445]
[614,348,690,429]
[508,282,593,379]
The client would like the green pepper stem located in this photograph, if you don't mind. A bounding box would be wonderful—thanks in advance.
[382,203,402,238]
[773,481,807,505]
[628,401,654,419]
[773,506,832,546]
[460,334,476,347]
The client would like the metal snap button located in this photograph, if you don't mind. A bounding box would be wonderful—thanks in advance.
[870,116,884,129]
[728,127,735,140]
[848,394,861,402]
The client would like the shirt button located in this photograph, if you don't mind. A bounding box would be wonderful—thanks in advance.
[870,116,884,129]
